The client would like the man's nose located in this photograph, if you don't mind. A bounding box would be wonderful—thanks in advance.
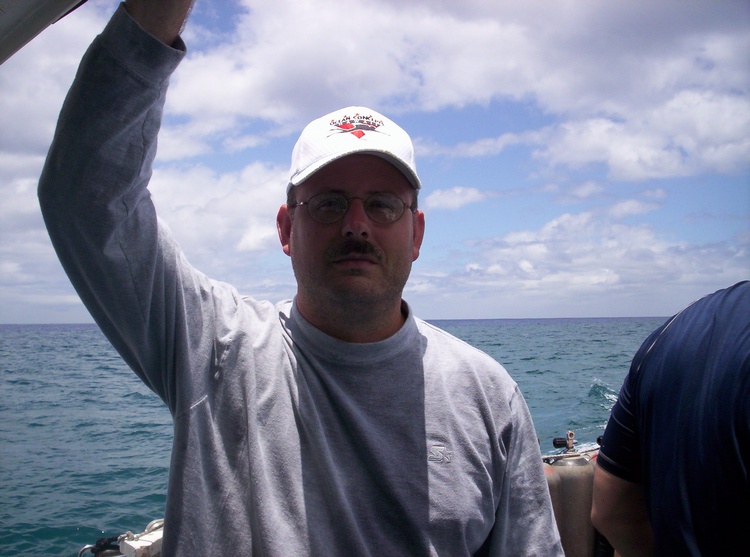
[341,198,370,238]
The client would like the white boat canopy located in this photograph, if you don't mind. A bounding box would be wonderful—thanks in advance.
[0,0,88,64]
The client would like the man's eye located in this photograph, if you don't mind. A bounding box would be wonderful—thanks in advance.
[368,195,401,212]
[313,196,345,212]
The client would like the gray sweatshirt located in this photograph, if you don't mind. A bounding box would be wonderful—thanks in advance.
[39,5,563,556]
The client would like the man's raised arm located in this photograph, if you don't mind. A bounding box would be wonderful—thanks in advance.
[37,1,218,408]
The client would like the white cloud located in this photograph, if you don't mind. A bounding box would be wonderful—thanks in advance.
[424,186,492,211]
[530,90,750,180]
[419,132,531,159]
[608,200,660,219]
[0,0,747,322]
[148,161,288,268]
[7,0,742,181]
[644,188,667,199]
[409,205,748,318]
[237,224,279,252]
[139,0,750,180]
[418,91,749,182]
[570,181,604,200]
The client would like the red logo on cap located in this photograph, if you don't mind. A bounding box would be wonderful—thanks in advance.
[329,112,385,139]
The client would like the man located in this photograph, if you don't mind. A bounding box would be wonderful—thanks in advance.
[39,1,563,555]
[592,281,750,556]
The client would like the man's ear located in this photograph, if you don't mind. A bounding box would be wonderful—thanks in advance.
[412,210,425,261]
[277,205,292,257]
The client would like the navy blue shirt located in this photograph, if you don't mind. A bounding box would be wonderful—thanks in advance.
[598,281,750,556]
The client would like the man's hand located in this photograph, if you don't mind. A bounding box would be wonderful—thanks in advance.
[124,0,196,46]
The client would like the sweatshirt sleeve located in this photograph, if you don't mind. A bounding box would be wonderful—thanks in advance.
[38,4,229,413]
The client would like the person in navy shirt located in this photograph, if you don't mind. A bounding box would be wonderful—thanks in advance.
[593,281,750,556]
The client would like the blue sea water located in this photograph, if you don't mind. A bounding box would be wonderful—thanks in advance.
[0,317,666,556]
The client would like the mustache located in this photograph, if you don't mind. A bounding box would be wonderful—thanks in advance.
[325,239,383,262]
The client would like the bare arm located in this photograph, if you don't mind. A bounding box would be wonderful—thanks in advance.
[124,0,196,45]
[591,464,654,557]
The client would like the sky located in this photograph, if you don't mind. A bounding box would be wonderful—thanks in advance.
[1,0,748,324]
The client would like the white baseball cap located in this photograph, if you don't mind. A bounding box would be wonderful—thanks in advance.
[287,106,421,193]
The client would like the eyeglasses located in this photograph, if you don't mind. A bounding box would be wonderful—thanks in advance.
[290,192,414,225]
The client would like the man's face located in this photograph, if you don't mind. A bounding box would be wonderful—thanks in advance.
[277,154,425,318]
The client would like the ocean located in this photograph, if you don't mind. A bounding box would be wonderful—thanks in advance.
[0,317,666,556]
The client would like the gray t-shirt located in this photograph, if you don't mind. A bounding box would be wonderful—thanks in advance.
[39,6,563,556]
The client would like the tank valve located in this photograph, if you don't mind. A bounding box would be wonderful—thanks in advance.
[552,430,578,451]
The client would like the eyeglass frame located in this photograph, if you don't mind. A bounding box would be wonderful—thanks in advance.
[288,191,417,225]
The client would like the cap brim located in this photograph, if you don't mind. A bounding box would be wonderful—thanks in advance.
[288,149,421,192]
